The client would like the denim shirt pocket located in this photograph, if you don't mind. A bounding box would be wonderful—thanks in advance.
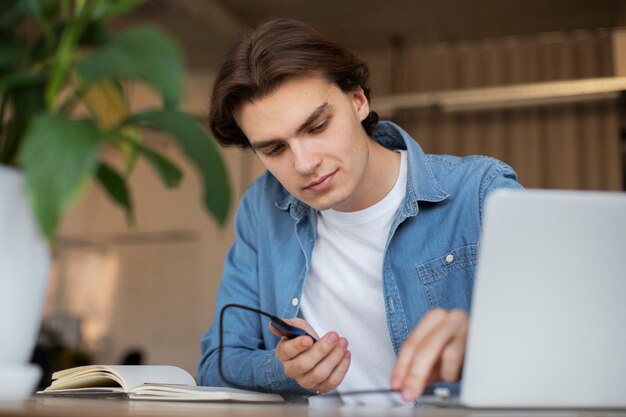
[416,244,479,311]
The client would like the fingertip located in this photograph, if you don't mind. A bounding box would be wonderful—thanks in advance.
[326,332,339,343]
[390,366,405,387]
[268,321,277,333]
[402,387,417,402]
[300,336,313,348]
[390,377,402,391]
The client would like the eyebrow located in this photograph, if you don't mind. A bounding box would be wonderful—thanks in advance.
[295,103,330,135]
[250,103,331,151]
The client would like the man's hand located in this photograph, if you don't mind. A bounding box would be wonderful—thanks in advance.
[391,308,468,402]
[270,318,350,393]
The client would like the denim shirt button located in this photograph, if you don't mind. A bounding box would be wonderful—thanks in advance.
[445,253,454,264]
[291,297,299,306]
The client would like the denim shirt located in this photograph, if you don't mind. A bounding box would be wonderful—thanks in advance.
[198,121,522,398]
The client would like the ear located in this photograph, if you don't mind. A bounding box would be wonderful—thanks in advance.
[350,87,370,122]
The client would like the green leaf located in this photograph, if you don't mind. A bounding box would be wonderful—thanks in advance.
[4,75,45,125]
[0,0,21,16]
[96,162,134,224]
[45,16,90,110]
[76,26,183,109]
[0,119,23,165]
[78,21,110,47]
[132,142,183,188]
[118,127,140,177]
[19,114,104,240]
[126,111,230,224]
[90,0,145,21]
[0,1,28,36]
[0,78,45,165]
[24,0,55,44]
[0,71,46,93]
[0,41,24,71]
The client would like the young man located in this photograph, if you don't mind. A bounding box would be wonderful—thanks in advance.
[198,18,522,404]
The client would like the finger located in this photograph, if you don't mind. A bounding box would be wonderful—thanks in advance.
[272,318,319,362]
[283,331,340,378]
[315,348,351,393]
[275,334,315,362]
[391,309,448,389]
[402,310,467,401]
[439,322,468,382]
[299,338,349,390]
[284,318,321,339]
[268,321,285,338]
[268,318,320,340]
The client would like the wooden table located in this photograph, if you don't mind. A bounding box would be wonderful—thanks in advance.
[1,397,625,417]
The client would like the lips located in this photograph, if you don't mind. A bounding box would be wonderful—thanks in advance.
[304,170,338,192]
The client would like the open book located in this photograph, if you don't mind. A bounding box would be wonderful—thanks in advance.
[38,365,284,403]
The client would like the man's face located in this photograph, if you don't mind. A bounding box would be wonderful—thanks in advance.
[234,75,373,212]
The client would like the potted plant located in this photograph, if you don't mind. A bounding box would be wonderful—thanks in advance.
[0,0,230,400]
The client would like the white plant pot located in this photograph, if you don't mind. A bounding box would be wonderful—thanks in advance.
[0,166,51,402]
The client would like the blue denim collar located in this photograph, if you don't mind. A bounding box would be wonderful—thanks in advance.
[274,121,449,220]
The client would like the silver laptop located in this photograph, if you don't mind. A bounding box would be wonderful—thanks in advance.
[425,188,626,409]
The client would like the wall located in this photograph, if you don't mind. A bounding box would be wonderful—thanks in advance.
[363,28,623,190]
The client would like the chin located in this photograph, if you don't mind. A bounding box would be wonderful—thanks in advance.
[309,202,334,211]
[305,194,350,212]
[298,198,328,211]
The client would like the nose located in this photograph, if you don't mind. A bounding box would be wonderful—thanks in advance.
[292,142,322,176]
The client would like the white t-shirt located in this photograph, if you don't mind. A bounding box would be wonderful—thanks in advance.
[301,151,407,405]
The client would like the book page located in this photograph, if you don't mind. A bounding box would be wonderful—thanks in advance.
[45,365,196,392]
[129,385,284,403]
[47,366,125,391]
[106,366,196,391]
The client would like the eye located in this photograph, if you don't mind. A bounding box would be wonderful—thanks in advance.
[310,120,328,134]
[264,144,285,157]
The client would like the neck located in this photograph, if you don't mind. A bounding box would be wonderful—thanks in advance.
[337,136,401,212]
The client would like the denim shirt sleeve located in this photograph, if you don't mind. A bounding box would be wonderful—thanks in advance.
[478,159,524,223]
[197,187,315,400]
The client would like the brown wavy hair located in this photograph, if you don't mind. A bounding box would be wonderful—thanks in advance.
[209,18,379,148]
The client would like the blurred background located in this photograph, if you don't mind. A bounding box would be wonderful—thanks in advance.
[37,0,626,384]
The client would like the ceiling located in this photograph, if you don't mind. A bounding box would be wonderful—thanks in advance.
[114,0,626,70]
[219,0,625,49]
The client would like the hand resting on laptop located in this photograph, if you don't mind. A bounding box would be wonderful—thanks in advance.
[391,308,469,402]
